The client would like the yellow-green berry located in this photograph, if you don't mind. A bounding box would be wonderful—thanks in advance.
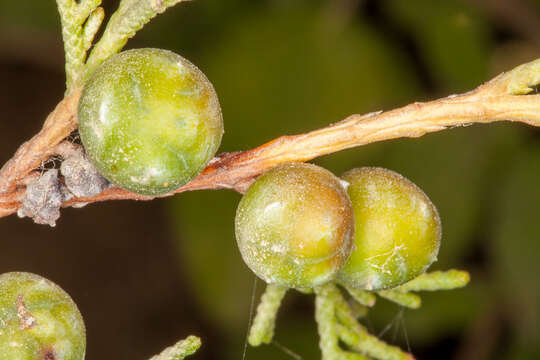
[0,272,86,360]
[78,48,223,195]
[235,163,354,288]
[337,167,441,290]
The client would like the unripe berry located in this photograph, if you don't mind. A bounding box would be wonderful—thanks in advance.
[78,48,223,195]
[0,272,86,360]
[235,163,354,288]
[337,167,441,291]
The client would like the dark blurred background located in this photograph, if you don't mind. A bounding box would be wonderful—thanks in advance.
[1,0,540,359]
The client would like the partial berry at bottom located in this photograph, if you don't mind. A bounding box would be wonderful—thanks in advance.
[0,272,86,360]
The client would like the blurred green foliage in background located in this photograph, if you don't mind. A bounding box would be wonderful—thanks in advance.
[2,0,540,359]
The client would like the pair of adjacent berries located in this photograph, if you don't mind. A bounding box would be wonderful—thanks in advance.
[78,48,440,291]
[236,162,441,291]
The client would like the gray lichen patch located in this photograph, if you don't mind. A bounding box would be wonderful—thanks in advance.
[17,147,110,226]
[18,169,67,227]
[60,148,110,198]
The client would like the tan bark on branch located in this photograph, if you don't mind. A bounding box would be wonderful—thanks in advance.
[1,59,540,220]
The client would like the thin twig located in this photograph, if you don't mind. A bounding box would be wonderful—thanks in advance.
[1,59,540,220]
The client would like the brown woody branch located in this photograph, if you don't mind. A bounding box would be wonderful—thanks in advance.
[1,60,540,220]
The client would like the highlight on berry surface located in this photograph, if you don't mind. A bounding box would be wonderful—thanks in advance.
[338,167,441,291]
[78,48,224,195]
[0,272,86,360]
[235,162,354,289]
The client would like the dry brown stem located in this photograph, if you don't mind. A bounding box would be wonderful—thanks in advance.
[1,62,540,220]
[0,89,81,218]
